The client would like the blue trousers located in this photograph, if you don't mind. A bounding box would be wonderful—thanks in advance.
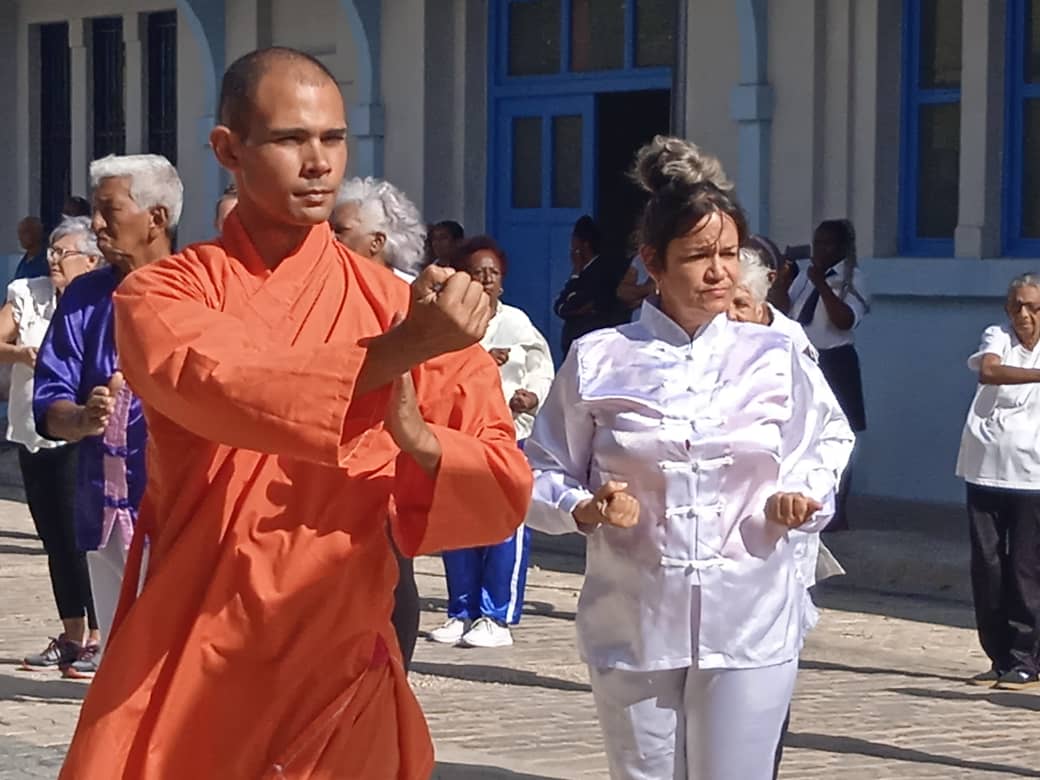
[442,524,531,625]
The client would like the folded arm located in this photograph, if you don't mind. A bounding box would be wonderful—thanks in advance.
[392,349,533,556]
[524,351,597,535]
[777,349,856,533]
[113,260,418,464]
[977,354,1040,386]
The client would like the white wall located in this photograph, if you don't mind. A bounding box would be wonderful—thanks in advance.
[683,0,740,181]
[380,0,425,213]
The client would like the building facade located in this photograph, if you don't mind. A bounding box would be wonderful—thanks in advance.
[1,0,1037,513]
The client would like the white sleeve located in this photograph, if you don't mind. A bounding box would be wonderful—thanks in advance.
[524,349,596,535]
[967,325,1010,371]
[841,266,870,328]
[6,280,25,327]
[778,348,856,534]
[520,324,555,411]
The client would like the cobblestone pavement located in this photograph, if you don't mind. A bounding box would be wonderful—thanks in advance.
[1,497,1038,779]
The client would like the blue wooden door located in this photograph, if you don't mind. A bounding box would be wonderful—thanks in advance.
[491,95,596,362]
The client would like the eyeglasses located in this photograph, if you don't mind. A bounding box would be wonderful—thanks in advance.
[48,247,86,262]
[1008,301,1040,315]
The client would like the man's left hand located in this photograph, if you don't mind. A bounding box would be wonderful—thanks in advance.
[385,369,441,477]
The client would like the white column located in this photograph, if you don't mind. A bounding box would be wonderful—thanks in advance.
[225,0,267,62]
[954,0,1005,258]
[381,0,425,211]
[69,18,91,196]
[124,13,145,154]
[849,0,902,258]
[16,7,35,221]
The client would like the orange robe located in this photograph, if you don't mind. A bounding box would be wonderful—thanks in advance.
[59,216,532,779]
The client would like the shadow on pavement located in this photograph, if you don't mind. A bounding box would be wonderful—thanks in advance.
[786,731,1040,777]
[411,661,591,693]
[0,529,36,541]
[0,670,87,703]
[891,685,1040,712]
[800,659,967,684]
[432,763,559,779]
[812,584,976,630]
[0,543,44,556]
[419,595,576,624]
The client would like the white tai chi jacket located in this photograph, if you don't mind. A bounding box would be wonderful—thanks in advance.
[526,299,854,671]
[481,303,555,441]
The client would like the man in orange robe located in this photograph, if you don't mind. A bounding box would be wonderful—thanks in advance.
[59,47,532,779]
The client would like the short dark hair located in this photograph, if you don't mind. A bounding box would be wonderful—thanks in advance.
[434,220,465,241]
[746,234,782,271]
[815,219,854,253]
[218,47,337,135]
[572,215,601,253]
[63,196,91,217]
[451,235,508,276]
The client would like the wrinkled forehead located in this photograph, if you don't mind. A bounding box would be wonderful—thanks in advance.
[1009,284,1040,305]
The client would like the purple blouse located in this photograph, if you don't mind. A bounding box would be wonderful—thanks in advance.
[33,266,147,552]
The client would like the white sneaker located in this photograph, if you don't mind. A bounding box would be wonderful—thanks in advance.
[460,617,513,648]
[428,617,468,644]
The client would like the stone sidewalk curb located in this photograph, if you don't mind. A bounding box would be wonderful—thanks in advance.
[0,443,970,604]
[530,526,972,605]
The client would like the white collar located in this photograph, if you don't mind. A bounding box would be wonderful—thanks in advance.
[637,297,729,348]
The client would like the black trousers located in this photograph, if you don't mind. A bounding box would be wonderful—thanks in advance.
[773,707,791,779]
[18,443,98,629]
[966,483,1040,674]
[391,545,420,672]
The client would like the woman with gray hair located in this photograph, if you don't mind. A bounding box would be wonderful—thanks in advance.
[0,217,103,673]
[330,176,426,280]
[956,272,1040,691]
[329,176,427,670]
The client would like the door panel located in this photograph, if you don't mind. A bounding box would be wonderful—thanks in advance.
[492,96,596,362]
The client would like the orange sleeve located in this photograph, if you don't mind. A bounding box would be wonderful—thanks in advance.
[113,255,388,466]
[392,348,534,556]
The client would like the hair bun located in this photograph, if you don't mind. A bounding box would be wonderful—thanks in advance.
[632,135,733,196]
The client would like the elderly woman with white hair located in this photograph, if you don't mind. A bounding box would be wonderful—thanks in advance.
[330,176,426,281]
[956,272,1040,691]
[0,217,103,672]
[329,175,428,669]
[34,153,182,678]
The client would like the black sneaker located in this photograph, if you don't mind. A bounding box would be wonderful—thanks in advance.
[60,643,100,679]
[21,635,81,670]
[993,669,1040,691]
[966,667,1002,687]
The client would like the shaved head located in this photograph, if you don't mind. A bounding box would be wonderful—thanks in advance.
[218,47,337,136]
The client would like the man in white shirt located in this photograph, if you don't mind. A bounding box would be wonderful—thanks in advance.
[956,272,1040,691]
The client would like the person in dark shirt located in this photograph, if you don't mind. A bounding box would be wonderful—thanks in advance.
[554,215,628,355]
[13,217,48,280]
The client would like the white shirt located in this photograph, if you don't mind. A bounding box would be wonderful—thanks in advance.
[956,324,1040,490]
[481,303,555,441]
[787,260,869,351]
[526,300,854,671]
[768,304,818,362]
[6,278,61,452]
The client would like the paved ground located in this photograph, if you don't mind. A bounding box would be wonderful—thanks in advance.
[1,497,1038,779]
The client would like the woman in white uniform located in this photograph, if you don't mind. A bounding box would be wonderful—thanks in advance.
[525,137,854,780]
[428,236,555,649]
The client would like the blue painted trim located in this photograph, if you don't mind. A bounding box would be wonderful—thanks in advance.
[492,70,672,96]
[561,0,573,74]
[899,0,960,257]
[624,0,636,71]
[1003,0,1040,256]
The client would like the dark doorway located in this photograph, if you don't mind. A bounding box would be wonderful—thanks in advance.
[595,89,672,259]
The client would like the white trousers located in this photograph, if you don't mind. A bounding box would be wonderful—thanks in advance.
[589,658,798,780]
[86,523,147,651]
